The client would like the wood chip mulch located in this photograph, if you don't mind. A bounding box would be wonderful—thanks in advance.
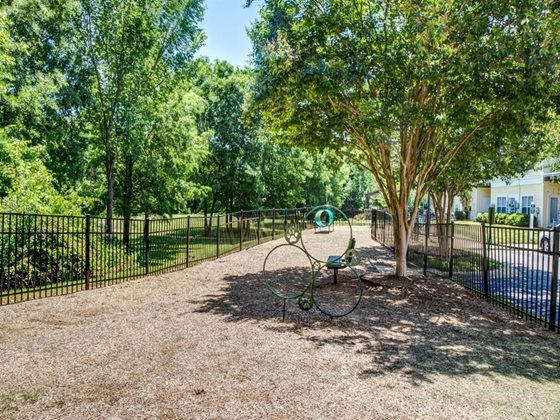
[0,227,559,419]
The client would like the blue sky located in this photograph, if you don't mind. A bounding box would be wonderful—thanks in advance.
[197,0,264,68]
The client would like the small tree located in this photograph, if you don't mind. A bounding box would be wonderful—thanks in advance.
[249,0,559,276]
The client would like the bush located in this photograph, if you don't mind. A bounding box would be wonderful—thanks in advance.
[506,213,530,227]
[494,213,508,225]
[475,211,530,227]
[454,210,467,221]
[476,212,488,223]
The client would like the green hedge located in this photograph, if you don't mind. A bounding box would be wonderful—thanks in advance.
[506,213,530,227]
[475,212,530,227]
[476,212,489,223]
[454,210,468,221]
[495,213,508,225]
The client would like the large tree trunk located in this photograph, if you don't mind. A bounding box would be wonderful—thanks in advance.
[391,203,419,277]
[105,166,114,243]
[204,196,217,236]
[431,190,455,260]
[122,156,134,249]
[393,216,409,277]
[104,124,114,243]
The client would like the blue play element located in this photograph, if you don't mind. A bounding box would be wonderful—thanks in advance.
[313,208,335,228]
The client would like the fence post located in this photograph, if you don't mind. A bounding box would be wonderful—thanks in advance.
[423,198,432,275]
[481,222,489,300]
[423,218,429,276]
[186,216,190,268]
[373,210,377,240]
[239,211,244,251]
[272,210,275,240]
[257,209,261,244]
[216,215,220,258]
[85,214,91,290]
[448,222,455,279]
[284,209,287,230]
[144,216,150,276]
[549,226,559,331]
[382,213,385,244]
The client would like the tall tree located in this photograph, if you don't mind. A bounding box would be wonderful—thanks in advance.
[116,83,209,245]
[2,1,92,194]
[76,0,205,236]
[302,151,349,207]
[193,60,266,229]
[260,140,311,208]
[249,0,560,276]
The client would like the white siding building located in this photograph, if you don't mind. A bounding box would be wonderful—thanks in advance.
[470,161,560,227]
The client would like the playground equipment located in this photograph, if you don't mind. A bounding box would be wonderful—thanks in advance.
[313,207,335,233]
[263,205,363,319]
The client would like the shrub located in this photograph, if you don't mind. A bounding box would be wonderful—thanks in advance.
[506,213,530,227]
[454,210,467,221]
[494,213,508,225]
[476,212,488,223]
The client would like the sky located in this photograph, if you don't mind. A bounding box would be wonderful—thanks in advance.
[197,0,264,68]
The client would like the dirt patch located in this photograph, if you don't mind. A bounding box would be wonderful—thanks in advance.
[0,227,559,419]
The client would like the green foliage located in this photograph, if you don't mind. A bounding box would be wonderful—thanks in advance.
[192,59,359,215]
[475,211,529,227]
[0,133,82,214]
[303,150,349,208]
[495,213,508,225]
[0,0,390,223]
[193,60,266,213]
[454,211,467,221]
[1,0,211,220]
[260,140,310,208]
[117,85,210,217]
[476,212,489,223]
[506,213,530,227]
[249,0,560,275]
[343,167,375,211]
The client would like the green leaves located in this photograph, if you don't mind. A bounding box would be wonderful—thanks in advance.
[0,133,83,214]
[249,0,559,275]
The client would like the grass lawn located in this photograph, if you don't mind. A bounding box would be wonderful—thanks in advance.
[454,221,541,245]
[408,248,502,272]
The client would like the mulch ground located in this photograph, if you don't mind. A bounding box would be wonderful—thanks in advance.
[0,226,559,419]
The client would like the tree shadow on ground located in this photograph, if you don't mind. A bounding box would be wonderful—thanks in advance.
[193,244,560,383]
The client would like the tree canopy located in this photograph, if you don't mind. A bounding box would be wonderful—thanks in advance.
[1,1,374,222]
[248,0,560,275]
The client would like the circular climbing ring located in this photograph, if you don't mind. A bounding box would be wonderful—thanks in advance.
[263,205,363,319]
[302,205,353,264]
[311,264,364,318]
[263,244,312,300]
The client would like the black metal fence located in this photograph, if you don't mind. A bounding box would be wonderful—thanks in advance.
[0,208,309,305]
[372,209,560,332]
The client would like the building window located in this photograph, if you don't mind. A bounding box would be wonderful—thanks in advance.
[521,195,534,215]
[496,196,507,213]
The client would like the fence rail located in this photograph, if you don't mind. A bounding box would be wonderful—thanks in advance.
[0,207,315,305]
[371,209,560,332]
